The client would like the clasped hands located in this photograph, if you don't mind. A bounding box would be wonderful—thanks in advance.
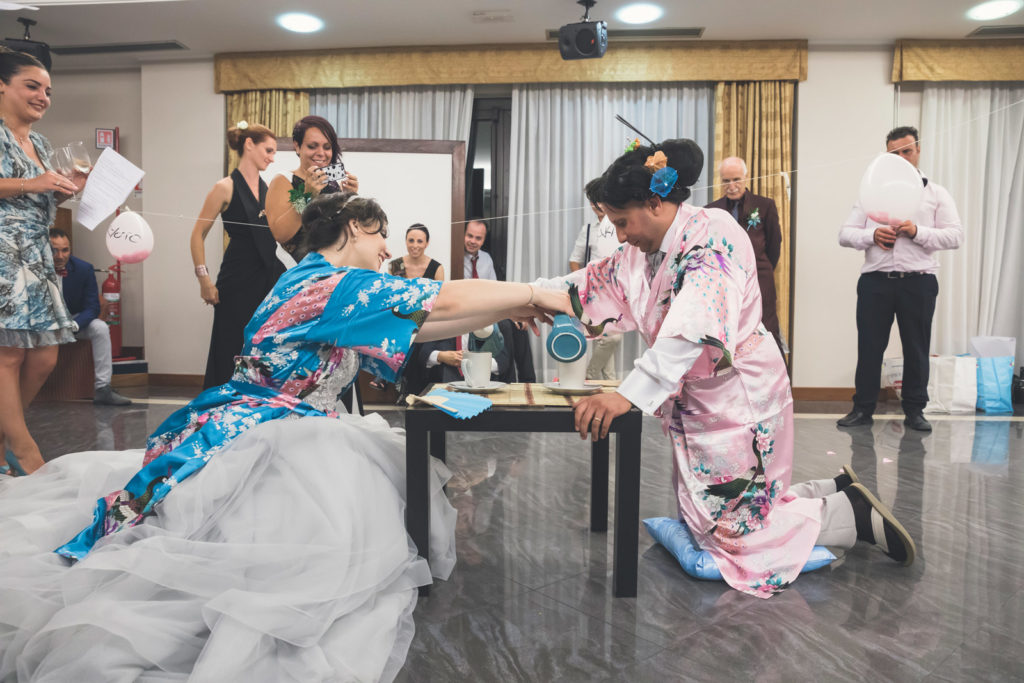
[873,220,918,250]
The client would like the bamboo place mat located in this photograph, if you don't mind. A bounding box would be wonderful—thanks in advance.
[421,381,620,408]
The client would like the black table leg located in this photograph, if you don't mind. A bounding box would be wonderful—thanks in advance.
[429,430,447,463]
[613,415,641,598]
[590,436,609,532]
[406,423,432,596]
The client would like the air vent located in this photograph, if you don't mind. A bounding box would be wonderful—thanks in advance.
[50,40,187,55]
[967,25,1024,37]
[472,10,513,23]
[546,27,704,40]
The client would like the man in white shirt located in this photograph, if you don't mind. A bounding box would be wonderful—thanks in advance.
[569,180,623,380]
[463,219,497,280]
[837,126,963,432]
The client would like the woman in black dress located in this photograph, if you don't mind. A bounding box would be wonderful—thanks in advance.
[388,223,445,280]
[266,116,359,263]
[190,122,282,388]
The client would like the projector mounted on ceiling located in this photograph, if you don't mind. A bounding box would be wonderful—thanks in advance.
[558,0,607,61]
[1,17,51,69]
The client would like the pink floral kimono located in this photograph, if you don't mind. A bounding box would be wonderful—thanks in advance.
[575,203,822,597]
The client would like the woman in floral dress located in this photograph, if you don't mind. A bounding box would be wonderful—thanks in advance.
[0,193,570,680]
[0,48,85,476]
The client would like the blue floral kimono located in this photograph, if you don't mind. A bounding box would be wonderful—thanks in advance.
[57,253,441,560]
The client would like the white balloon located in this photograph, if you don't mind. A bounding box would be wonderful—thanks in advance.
[105,210,154,264]
[858,153,924,226]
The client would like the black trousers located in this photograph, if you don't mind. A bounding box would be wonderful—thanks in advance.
[853,272,938,415]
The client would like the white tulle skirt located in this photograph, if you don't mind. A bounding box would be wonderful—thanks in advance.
[0,414,457,682]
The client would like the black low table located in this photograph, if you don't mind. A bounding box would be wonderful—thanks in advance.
[405,385,644,597]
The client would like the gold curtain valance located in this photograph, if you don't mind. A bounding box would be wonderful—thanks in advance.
[892,39,1024,82]
[214,40,807,92]
[224,90,309,171]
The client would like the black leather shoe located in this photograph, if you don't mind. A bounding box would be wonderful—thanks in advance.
[837,410,873,427]
[904,413,932,432]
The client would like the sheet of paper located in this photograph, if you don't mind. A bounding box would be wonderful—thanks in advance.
[76,148,145,231]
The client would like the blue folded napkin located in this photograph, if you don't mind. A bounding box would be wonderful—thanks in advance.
[417,389,492,419]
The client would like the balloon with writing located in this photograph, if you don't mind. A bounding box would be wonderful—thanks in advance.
[858,153,923,226]
[106,210,154,263]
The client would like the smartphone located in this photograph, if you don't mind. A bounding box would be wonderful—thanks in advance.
[322,162,347,184]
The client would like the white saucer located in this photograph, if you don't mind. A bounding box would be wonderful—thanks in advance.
[544,381,601,396]
[446,381,508,394]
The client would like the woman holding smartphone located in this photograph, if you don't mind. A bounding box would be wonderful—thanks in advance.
[266,116,359,263]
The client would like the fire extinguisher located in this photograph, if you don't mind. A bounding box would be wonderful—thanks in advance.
[102,261,122,358]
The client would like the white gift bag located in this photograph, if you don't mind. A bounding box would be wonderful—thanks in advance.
[924,355,978,414]
[881,357,904,398]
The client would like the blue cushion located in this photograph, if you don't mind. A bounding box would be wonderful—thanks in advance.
[643,517,836,581]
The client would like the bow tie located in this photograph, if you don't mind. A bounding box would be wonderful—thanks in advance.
[55,266,68,277]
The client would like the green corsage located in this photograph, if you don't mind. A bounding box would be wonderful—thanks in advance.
[289,181,313,214]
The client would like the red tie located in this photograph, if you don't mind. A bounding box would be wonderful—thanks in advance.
[471,254,479,279]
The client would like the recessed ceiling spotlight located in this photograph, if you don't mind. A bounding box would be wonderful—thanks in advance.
[966,0,1024,21]
[276,12,325,33]
[615,3,664,25]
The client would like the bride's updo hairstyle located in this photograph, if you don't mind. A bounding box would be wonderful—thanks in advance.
[598,138,704,209]
[302,192,389,253]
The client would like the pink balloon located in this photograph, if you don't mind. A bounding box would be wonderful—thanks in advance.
[858,153,923,225]
[106,210,154,263]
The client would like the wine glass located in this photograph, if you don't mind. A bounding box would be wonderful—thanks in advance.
[51,146,74,178]
[68,141,92,175]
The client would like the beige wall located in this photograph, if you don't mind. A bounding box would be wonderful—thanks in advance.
[36,68,145,346]
[45,49,925,384]
[141,61,224,375]
[791,47,923,389]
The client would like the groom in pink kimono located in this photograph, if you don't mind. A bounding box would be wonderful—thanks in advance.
[550,138,916,598]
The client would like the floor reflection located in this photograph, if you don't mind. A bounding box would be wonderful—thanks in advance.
[19,394,1024,682]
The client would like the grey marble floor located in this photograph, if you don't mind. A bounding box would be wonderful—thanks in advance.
[23,390,1024,682]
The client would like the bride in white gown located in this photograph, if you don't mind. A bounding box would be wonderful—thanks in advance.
[0,194,570,682]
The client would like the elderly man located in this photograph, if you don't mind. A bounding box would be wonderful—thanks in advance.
[463,218,497,280]
[705,157,783,351]
[49,229,132,406]
[837,126,963,432]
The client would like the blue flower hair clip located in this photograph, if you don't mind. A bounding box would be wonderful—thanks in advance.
[650,166,678,197]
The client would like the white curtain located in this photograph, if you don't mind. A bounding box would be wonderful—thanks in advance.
[507,82,714,380]
[310,85,475,143]
[920,84,1024,361]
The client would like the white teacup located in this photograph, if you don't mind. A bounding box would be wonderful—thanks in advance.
[557,358,588,389]
[461,351,492,388]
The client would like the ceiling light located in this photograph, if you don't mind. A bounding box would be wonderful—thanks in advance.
[615,3,664,25]
[276,12,324,33]
[966,0,1024,21]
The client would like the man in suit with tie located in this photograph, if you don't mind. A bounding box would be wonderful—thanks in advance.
[463,218,497,280]
[49,229,132,406]
[705,157,784,352]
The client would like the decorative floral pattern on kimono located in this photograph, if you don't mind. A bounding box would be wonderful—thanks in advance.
[567,203,820,598]
[56,253,440,560]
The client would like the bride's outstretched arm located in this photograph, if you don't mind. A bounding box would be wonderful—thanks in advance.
[416,280,570,342]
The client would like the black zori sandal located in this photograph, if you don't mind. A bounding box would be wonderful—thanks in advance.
[833,463,861,492]
[844,483,916,566]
